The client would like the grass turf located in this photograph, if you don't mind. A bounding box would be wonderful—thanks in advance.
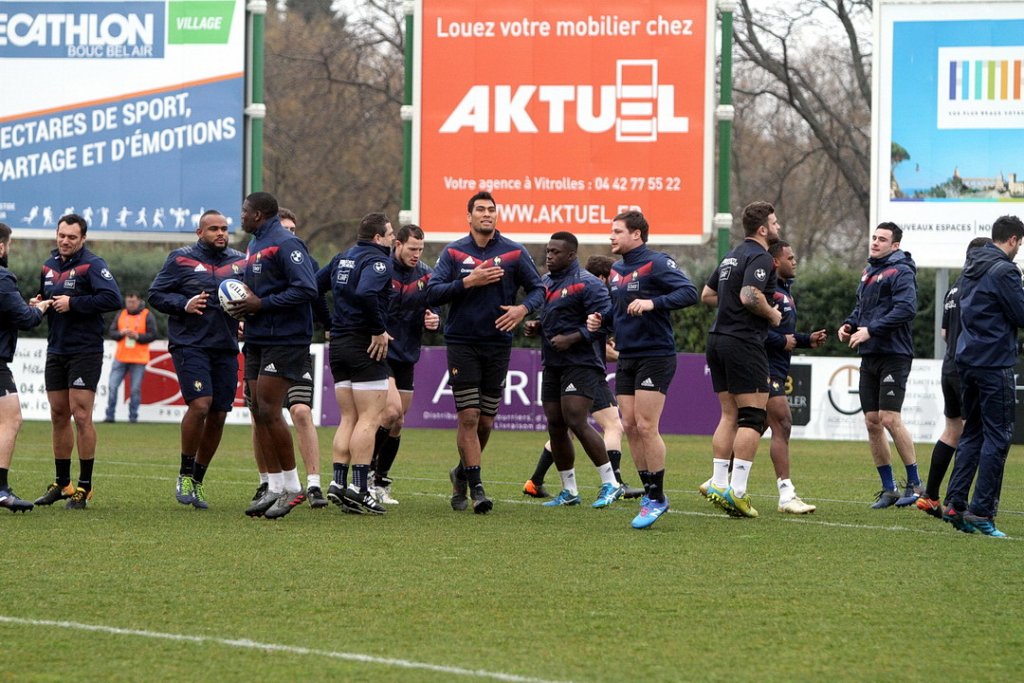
[2,421,1023,682]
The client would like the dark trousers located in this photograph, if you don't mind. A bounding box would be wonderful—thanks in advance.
[945,364,1015,518]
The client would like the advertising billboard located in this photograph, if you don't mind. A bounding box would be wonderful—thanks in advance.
[0,0,245,239]
[873,0,1024,267]
[413,0,715,245]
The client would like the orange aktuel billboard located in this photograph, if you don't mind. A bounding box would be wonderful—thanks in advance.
[414,0,715,244]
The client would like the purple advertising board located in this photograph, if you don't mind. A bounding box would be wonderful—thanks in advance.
[321,347,721,435]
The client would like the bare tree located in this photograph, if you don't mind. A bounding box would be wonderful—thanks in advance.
[263,0,405,254]
[731,0,872,265]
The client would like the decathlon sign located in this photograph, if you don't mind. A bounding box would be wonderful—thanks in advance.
[414,0,715,244]
[0,2,164,58]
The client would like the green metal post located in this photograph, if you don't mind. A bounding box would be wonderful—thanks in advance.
[401,1,414,223]
[715,1,736,262]
[246,1,267,194]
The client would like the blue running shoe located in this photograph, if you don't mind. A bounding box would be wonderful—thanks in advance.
[543,489,581,507]
[894,482,923,507]
[592,482,625,509]
[964,512,1008,538]
[631,496,669,529]
[706,483,739,516]
[942,505,977,534]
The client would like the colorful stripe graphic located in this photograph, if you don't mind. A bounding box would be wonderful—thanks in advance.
[947,57,1024,100]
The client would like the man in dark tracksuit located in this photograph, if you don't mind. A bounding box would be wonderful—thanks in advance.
[838,222,921,509]
[226,192,318,520]
[317,212,395,515]
[944,216,1024,538]
[591,210,698,529]
[916,237,991,518]
[427,191,545,514]
[764,240,827,514]
[527,232,618,509]
[369,224,439,505]
[149,209,246,510]
[0,222,51,512]
[33,214,122,510]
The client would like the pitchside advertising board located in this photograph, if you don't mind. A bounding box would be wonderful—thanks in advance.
[413,0,715,245]
[0,0,245,240]
[19,340,1024,443]
[873,0,1024,267]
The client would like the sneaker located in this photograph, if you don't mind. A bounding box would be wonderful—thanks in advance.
[592,482,625,509]
[942,505,977,534]
[0,488,33,513]
[307,486,328,509]
[176,475,195,505]
[915,497,943,519]
[373,484,399,505]
[620,484,645,499]
[698,478,711,498]
[470,484,492,514]
[706,483,739,516]
[724,487,759,518]
[963,512,1008,538]
[778,497,816,514]
[251,482,268,502]
[894,482,923,507]
[191,480,209,510]
[34,482,75,506]
[65,487,93,510]
[631,495,670,529]
[327,482,363,514]
[342,486,387,515]
[265,490,307,519]
[870,489,901,509]
[522,479,551,498]
[245,487,279,517]
[449,467,468,511]
[542,489,582,507]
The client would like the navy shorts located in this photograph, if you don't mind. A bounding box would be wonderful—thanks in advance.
[591,374,617,412]
[244,343,308,382]
[941,371,962,419]
[329,335,389,385]
[859,354,911,413]
[540,365,605,404]
[171,346,239,412]
[615,355,677,396]
[284,354,315,409]
[45,352,103,392]
[0,363,15,397]
[387,359,416,392]
[446,343,511,396]
[705,334,769,395]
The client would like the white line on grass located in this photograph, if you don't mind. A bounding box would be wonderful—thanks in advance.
[0,615,575,683]
[410,492,1022,540]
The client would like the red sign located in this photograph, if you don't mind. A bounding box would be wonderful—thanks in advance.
[415,0,714,244]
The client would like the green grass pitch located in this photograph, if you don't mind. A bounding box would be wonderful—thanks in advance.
[3,421,1023,682]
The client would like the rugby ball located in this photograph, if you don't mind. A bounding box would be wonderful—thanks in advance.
[218,278,248,312]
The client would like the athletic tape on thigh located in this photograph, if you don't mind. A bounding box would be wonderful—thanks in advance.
[453,386,480,411]
[286,383,314,406]
[479,393,501,417]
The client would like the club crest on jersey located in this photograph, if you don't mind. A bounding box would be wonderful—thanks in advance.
[561,287,569,297]
[194,380,203,391]
[493,256,502,266]
[418,280,425,290]
[232,264,241,274]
